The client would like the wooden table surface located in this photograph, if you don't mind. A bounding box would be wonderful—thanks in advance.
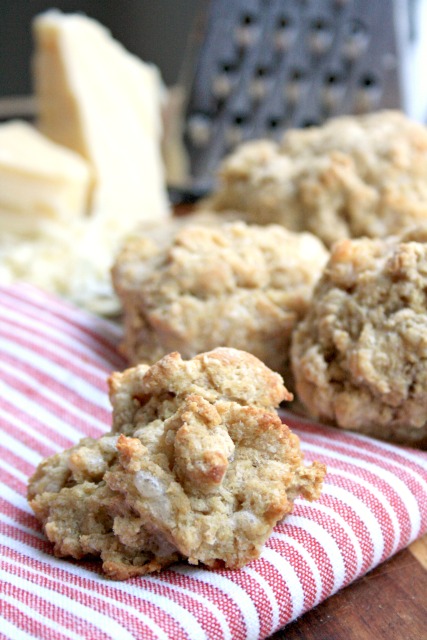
[271,533,427,639]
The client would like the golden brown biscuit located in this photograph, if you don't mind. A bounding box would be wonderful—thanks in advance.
[28,348,326,579]
[204,111,427,247]
[112,220,328,383]
[291,233,427,447]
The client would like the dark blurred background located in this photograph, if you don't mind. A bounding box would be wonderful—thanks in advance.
[0,0,205,96]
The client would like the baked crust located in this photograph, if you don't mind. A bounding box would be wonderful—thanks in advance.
[112,220,328,382]
[28,348,326,578]
[291,231,427,447]
[204,111,427,247]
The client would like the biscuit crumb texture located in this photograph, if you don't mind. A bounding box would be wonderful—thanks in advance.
[291,232,427,447]
[28,348,325,579]
[112,220,328,381]
[204,111,427,247]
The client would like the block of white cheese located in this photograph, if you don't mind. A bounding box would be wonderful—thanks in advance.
[0,120,92,235]
[33,10,170,232]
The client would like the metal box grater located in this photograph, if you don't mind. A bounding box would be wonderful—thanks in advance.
[180,0,427,193]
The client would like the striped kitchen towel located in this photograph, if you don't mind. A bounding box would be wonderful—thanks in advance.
[1,283,426,640]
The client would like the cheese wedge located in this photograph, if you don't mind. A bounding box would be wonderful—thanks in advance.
[0,120,92,235]
[33,10,170,231]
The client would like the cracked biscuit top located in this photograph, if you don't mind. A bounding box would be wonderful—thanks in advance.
[291,230,427,447]
[28,347,326,579]
[112,220,328,381]
[204,111,427,247]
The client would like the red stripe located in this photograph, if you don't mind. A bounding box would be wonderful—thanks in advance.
[0,500,42,535]
[0,419,58,461]
[0,518,77,559]
[0,598,73,640]
[282,411,427,473]
[184,567,273,639]
[0,395,78,452]
[298,435,427,537]
[2,342,110,407]
[297,425,427,483]
[0,357,109,438]
[0,300,115,369]
[247,555,294,631]
[0,547,188,640]
[0,468,27,497]
[162,569,248,640]
[1,579,112,640]
[264,538,318,613]
[0,632,20,640]
[325,466,412,553]
[286,501,364,585]
[322,491,387,574]
[8,289,123,363]
[0,444,34,478]
[3,499,260,639]
[271,525,335,601]
[0,286,123,365]
[224,570,273,638]
[1,525,209,640]
[20,283,122,342]
[134,576,227,640]
[0,322,109,391]
[298,442,415,553]
[0,301,122,373]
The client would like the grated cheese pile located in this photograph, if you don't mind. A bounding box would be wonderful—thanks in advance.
[0,218,123,315]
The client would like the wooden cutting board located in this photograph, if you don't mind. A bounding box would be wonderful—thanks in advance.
[271,534,427,639]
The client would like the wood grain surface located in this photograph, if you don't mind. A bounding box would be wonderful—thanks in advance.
[271,534,427,640]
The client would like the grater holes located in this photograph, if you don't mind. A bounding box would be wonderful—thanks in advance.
[312,18,328,30]
[241,13,255,26]
[308,18,334,55]
[268,116,281,128]
[275,15,295,51]
[250,65,271,100]
[322,71,346,110]
[347,20,367,38]
[213,60,238,100]
[342,19,369,60]
[182,0,401,187]
[233,113,247,125]
[226,113,248,147]
[277,16,291,29]
[285,68,307,104]
[221,61,236,73]
[326,72,341,84]
[360,74,377,88]
[355,73,381,111]
[267,116,283,137]
[236,12,259,48]
[290,68,306,82]
[300,119,320,128]
[186,113,212,147]
[350,19,367,36]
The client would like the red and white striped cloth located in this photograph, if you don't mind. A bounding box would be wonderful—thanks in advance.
[1,283,426,640]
